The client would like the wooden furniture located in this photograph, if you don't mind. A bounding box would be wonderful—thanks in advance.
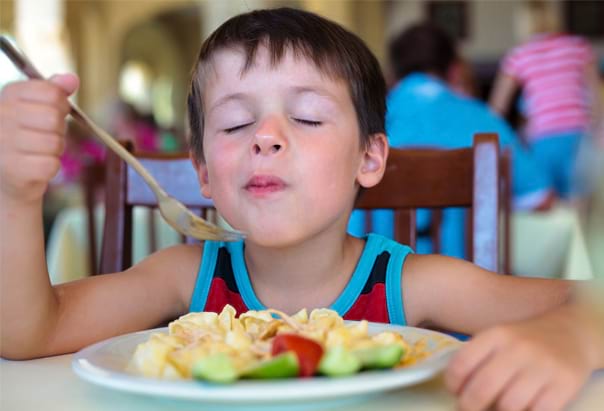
[99,134,510,274]
[99,145,214,274]
[355,133,509,273]
[81,162,106,275]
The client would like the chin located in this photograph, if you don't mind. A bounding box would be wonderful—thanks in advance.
[243,227,304,248]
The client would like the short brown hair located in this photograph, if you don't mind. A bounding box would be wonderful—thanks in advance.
[187,7,386,161]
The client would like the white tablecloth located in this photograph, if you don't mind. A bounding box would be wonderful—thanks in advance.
[512,205,594,280]
[1,355,603,411]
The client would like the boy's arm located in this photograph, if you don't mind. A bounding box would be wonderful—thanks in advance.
[0,77,200,359]
[403,254,604,411]
[402,255,572,332]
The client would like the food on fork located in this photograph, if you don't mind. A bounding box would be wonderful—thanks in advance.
[129,305,428,382]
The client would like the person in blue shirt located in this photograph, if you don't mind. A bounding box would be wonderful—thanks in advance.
[349,22,555,259]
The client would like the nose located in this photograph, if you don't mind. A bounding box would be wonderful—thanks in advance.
[251,116,287,156]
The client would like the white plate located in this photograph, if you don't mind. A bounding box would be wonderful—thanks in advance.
[72,322,461,406]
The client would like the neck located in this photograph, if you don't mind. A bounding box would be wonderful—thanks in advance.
[243,230,365,314]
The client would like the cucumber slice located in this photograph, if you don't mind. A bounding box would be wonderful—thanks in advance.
[318,346,362,377]
[243,352,300,379]
[192,353,239,383]
[353,344,404,369]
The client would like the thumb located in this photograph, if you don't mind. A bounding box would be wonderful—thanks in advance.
[49,73,80,96]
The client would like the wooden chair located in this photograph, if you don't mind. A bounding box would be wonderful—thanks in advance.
[355,133,510,273]
[81,162,106,275]
[99,143,215,274]
[99,134,510,274]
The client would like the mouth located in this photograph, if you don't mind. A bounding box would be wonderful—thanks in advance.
[244,175,287,195]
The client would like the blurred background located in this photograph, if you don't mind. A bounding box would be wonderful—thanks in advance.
[0,0,602,281]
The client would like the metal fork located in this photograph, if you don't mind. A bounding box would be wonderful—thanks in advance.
[0,36,244,242]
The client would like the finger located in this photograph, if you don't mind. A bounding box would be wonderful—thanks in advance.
[446,330,505,394]
[15,154,62,183]
[530,371,586,411]
[1,80,71,113]
[496,368,549,411]
[530,384,579,411]
[14,129,65,157]
[15,102,67,134]
[49,73,79,95]
[456,349,520,411]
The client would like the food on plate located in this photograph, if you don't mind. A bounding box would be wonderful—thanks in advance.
[129,305,428,382]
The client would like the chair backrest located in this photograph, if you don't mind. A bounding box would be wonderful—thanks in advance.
[99,143,214,274]
[355,133,508,272]
[81,161,106,275]
[99,134,510,274]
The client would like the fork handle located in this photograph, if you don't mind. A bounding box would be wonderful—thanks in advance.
[0,36,168,199]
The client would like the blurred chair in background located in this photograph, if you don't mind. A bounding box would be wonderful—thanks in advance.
[352,22,552,262]
[355,133,508,273]
[81,161,106,275]
[99,144,215,274]
[43,120,105,244]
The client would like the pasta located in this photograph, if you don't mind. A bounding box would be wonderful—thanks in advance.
[129,305,427,381]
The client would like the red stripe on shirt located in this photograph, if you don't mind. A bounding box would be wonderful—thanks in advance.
[343,283,390,323]
[203,277,249,315]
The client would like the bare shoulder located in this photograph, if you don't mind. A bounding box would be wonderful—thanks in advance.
[401,253,572,333]
[133,242,203,310]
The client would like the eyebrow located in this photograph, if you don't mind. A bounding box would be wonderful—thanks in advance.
[208,85,341,115]
[290,86,340,103]
[208,93,249,115]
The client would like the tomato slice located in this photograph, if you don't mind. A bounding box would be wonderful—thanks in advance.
[271,334,324,377]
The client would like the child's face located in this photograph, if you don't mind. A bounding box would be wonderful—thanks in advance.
[195,45,384,246]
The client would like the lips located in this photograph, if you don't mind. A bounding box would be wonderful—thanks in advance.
[244,175,287,195]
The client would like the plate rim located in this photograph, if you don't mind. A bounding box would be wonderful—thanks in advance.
[72,322,461,403]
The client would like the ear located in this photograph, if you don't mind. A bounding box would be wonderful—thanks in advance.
[190,152,212,199]
[357,133,388,189]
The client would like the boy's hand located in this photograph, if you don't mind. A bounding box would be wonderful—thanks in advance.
[445,307,597,411]
[0,74,79,204]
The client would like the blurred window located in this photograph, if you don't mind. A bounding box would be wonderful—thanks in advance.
[0,35,25,89]
[15,0,74,80]
[119,60,153,114]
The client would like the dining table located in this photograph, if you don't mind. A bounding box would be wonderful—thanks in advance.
[1,354,603,411]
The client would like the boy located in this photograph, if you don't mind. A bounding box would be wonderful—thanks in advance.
[0,8,602,411]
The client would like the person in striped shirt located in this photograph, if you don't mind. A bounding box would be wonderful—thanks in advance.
[489,0,602,199]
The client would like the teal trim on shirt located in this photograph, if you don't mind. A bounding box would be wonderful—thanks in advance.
[227,240,265,311]
[330,233,383,315]
[189,234,412,325]
[188,240,220,312]
[383,238,411,325]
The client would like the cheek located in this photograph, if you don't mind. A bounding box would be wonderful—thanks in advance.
[305,145,360,197]
[204,138,241,180]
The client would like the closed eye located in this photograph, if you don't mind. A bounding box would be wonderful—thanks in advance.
[293,118,322,127]
[224,122,253,133]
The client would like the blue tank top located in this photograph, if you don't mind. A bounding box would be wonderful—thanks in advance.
[188,233,413,325]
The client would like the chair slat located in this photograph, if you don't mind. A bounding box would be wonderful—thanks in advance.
[472,133,500,271]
